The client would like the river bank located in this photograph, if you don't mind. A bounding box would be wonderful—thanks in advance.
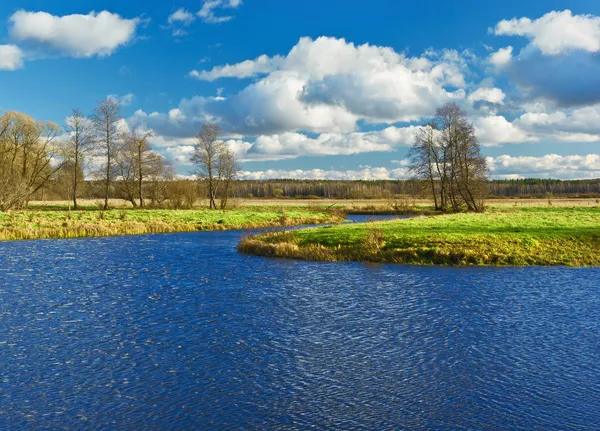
[0,208,344,241]
[238,206,600,267]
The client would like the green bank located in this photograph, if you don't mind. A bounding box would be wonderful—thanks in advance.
[239,207,600,267]
[0,209,343,241]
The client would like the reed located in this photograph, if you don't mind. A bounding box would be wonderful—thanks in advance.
[0,209,344,241]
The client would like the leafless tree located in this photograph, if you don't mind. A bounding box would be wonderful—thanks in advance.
[409,103,488,212]
[63,109,94,209]
[0,111,62,210]
[114,130,169,207]
[91,99,122,210]
[191,123,239,209]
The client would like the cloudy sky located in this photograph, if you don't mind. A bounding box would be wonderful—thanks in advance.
[1,0,600,180]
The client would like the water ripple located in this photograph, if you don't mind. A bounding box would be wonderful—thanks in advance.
[0,224,599,430]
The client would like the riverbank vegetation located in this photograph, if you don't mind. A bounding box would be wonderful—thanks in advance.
[238,207,600,267]
[0,208,343,241]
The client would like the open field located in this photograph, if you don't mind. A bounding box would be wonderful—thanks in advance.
[239,206,600,267]
[27,197,600,211]
[0,209,343,241]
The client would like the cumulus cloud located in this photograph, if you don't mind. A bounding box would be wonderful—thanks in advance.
[239,166,411,180]
[237,154,600,180]
[473,116,537,146]
[468,87,506,105]
[190,54,284,80]
[9,10,139,57]
[152,126,419,165]
[0,45,24,70]
[491,11,600,106]
[488,46,513,68]
[515,103,600,140]
[198,0,243,24]
[493,10,600,55]
[141,36,470,138]
[488,154,600,179]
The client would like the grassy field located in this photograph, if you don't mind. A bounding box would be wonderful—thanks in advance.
[0,208,343,241]
[239,206,600,267]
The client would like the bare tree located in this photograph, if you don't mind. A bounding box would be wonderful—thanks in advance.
[63,109,93,209]
[190,123,238,209]
[114,130,168,208]
[409,103,488,212]
[92,99,121,210]
[0,111,62,210]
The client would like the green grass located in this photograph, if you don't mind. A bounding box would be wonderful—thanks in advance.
[239,206,600,267]
[0,209,343,241]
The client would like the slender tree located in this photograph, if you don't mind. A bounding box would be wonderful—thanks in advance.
[92,99,121,210]
[63,109,93,209]
[114,130,167,208]
[191,123,238,209]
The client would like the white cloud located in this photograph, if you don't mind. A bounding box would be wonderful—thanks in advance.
[190,54,284,80]
[468,87,506,105]
[0,45,24,70]
[107,93,135,106]
[147,125,420,165]
[198,0,243,24]
[232,126,419,161]
[239,166,411,180]
[147,36,470,137]
[168,8,195,25]
[515,103,600,139]
[493,10,600,55]
[488,46,513,67]
[9,10,139,57]
[488,154,600,179]
[474,115,537,146]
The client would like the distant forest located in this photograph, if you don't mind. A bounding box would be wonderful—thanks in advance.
[34,178,600,204]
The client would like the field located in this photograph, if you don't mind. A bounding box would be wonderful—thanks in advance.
[0,208,343,241]
[239,206,600,267]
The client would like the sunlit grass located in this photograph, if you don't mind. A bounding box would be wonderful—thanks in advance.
[0,209,343,241]
[239,206,600,267]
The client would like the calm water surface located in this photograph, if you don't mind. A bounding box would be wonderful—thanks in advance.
[0,217,599,430]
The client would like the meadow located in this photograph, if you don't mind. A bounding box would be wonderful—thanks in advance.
[239,206,600,267]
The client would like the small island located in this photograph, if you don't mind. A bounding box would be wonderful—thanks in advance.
[239,206,600,267]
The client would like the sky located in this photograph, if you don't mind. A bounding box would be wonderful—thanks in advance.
[1,0,600,180]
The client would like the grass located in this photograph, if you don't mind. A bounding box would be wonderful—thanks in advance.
[0,208,343,241]
[238,206,600,267]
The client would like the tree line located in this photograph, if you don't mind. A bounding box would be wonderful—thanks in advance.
[0,100,238,211]
[2,101,598,211]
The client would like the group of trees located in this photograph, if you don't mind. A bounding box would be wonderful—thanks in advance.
[0,112,62,211]
[0,99,240,211]
[409,103,488,212]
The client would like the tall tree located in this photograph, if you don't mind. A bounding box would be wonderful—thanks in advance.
[114,130,168,208]
[92,99,121,210]
[409,103,488,212]
[190,123,238,209]
[63,109,93,209]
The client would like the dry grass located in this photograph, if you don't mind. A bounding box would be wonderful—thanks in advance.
[0,209,343,241]
[29,197,600,211]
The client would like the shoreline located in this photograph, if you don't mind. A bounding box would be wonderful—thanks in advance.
[238,206,600,267]
[0,209,344,242]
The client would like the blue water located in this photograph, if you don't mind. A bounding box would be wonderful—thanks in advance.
[0,219,599,430]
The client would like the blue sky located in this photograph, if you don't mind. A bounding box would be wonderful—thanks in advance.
[1,0,600,179]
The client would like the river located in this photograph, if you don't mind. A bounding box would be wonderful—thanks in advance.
[0,216,598,430]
